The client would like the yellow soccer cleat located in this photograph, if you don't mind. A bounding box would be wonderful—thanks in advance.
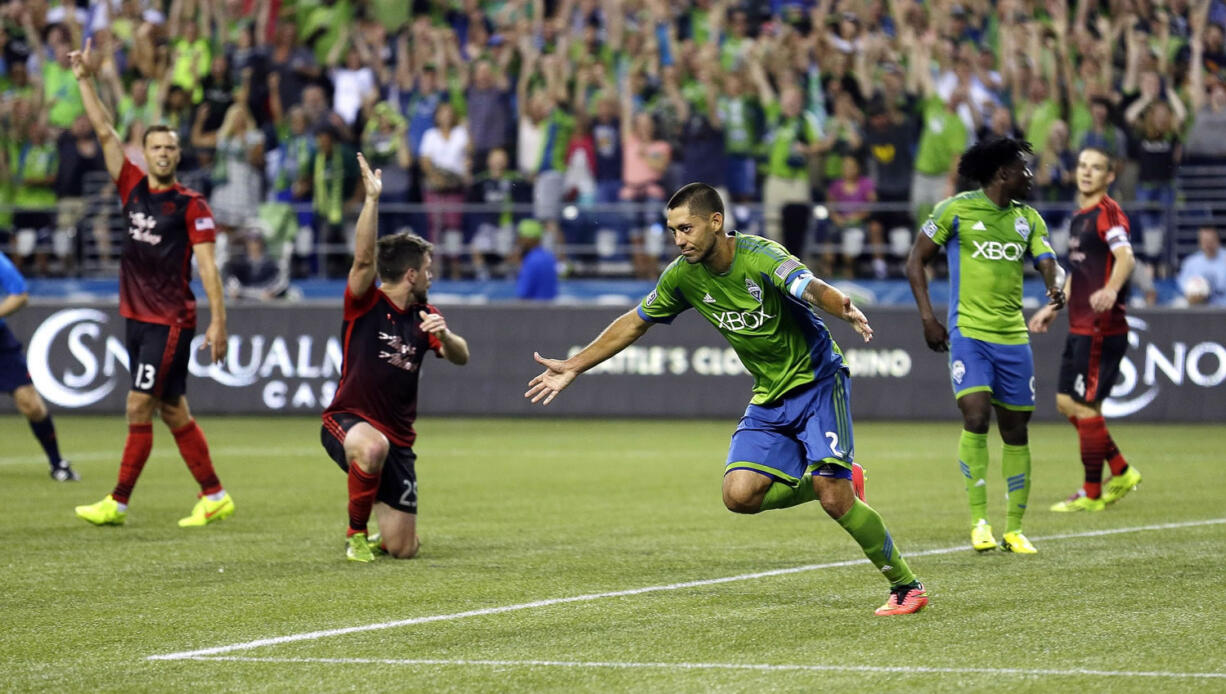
[1000,531,1037,554]
[178,492,235,527]
[1050,490,1106,512]
[1102,466,1142,505]
[346,532,376,563]
[971,519,996,552]
[75,494,127,526]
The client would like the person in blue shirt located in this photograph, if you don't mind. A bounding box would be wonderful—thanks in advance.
[0,252,77,481]
[515,219,559,301]
[1178,227,1226,306]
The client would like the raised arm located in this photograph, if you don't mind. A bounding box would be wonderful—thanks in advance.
[349,152,382,298]
[69,38,125,179]
[525,309,653,405]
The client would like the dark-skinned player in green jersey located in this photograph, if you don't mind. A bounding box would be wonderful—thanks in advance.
[527,183,928,616]
[906,137,1066,554]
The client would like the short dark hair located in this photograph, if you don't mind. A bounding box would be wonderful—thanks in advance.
[667,182,724,219]
[142,124,178,147]
[376,232,433,283]
[957,136,1033,186]
[1078,146,1116,172]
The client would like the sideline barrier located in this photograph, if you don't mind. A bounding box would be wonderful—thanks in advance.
[3,303,1223,422]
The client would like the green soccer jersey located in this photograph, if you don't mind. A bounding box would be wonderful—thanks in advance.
[637,233,847,405]
[923,190,1056,345]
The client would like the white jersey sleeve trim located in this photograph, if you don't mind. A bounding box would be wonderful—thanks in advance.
[1105,225,1131,250]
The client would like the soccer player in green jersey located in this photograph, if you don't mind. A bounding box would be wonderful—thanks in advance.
[527,183,928,616]
[906,137,1066,554]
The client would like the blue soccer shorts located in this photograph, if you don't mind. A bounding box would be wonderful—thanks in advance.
[948,328,1036,411]
[0,324,33,393]
[725,371,855,485]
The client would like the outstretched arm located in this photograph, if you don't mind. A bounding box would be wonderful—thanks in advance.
[800,276,874,342]
[70,38,125,179]
[526,309,652,405]
[349,152,382,298]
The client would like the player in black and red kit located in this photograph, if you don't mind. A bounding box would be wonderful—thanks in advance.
[1029,147,1142,512]
[321,153,469,562]
[68,38,236,527]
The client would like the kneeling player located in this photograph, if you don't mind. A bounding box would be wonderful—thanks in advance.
[1029,147,1141,511]
[320,153,469,562]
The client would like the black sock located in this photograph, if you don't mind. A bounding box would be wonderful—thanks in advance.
[29,416,62,468]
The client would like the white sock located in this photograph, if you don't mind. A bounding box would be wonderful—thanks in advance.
[205,490,227,502]
[116,502,128,511]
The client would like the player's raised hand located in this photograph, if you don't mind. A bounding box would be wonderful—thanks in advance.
[68,37,94,80]
[841,296,874,343]
[1028,304,1057,333]
[921,316,949,352]
[203,320,229,364]
[357,152,382,200]
[525,352,578,405]
[419,310,448,335]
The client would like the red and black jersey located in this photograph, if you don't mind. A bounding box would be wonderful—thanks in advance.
[116,158,216,328]
[1067,195,1130,336]
[322,286,443,447]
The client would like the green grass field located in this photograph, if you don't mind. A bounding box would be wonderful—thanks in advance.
[1,415,1223,692]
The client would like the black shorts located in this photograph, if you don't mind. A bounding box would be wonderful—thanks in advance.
[126,319,194,400]
[321,412,418,514]
[1057,333,1128,404]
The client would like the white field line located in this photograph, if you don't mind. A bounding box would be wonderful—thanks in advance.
[148,517,1226,662]
[161,655,1226,680]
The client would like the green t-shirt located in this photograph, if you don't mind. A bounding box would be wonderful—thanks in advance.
[118,91,159,139]
[43,62,84,129]
[914,96,968,175]
[10,141,58,209]
[922,190,1056,344]
[1023,98,1061,153]
[637,232,847,405]
[764,102,820,179]
[171,38,211,102]
[718,95,760,156]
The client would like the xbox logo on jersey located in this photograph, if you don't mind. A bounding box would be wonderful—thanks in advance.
[970,240,1025,261]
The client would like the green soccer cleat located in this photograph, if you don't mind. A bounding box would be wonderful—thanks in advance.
[367,532,388,557]
[178,492,235,527]
[971,519,996,552]
[1050,490,1106,512]
[1000,531,1037,554]
[1102,467,1142,505]
[346,532,376,563]
[75,494,127,526]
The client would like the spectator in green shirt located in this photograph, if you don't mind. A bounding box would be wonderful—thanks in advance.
[751,54,820,245]
[911,39,969,224]
[10,119,59,275]
[42,40,85,130]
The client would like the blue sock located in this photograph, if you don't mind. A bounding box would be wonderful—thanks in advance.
[29,415,62,468]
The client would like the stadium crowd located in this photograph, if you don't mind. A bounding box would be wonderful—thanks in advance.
[1,0,1225,294]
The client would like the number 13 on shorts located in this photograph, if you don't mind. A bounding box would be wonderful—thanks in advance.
[134,363,157,390]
